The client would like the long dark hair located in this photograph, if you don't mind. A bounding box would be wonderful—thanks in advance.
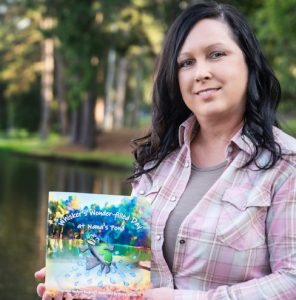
[130,1,282,180]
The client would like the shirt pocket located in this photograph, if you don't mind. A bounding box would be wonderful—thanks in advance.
[216,187,271,251]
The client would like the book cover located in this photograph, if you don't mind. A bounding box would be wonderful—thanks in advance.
[45,191,151,299]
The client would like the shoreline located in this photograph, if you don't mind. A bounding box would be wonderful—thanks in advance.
[0,138,134,171]
[0,150,133,171]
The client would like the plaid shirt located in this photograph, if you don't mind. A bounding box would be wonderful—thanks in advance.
[132,115,296,299]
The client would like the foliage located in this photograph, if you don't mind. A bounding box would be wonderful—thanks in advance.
[0,0,294,140]
[281,119,296,137]
[46,0,102,109]
[254,0,296,100]
[0,2,42,98]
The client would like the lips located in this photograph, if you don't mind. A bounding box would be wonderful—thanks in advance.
[195,87,221,95]
[194,87,221,100]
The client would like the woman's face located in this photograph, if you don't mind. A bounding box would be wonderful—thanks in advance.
[177,18,248,124]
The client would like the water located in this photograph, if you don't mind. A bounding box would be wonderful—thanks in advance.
[0,153,131,300]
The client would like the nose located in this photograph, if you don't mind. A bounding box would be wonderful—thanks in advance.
[194,61,212,82]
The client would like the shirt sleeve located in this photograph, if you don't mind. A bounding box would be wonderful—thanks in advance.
[174,171,296,300]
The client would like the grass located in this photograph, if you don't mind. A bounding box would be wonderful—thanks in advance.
[0,118,295,170]
[0,134,133,170]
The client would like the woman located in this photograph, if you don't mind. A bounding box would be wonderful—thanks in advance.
[36,2,296,299]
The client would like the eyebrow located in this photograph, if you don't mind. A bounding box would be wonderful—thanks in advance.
[178,42,228,58]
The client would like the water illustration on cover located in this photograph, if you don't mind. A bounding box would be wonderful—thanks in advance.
[45,191,151,299]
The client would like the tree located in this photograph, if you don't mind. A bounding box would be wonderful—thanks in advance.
[254,0,296,102]
[99,0,168,130]
[39,17,54,139]
[55,49,68,135]
[0,1,43,132]
[45,0,104,147]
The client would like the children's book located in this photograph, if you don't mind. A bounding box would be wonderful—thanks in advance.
[45,191,151,299]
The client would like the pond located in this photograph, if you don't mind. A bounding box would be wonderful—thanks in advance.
[0,153,131,300]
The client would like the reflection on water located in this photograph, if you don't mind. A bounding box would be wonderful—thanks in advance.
[0,153,131,300]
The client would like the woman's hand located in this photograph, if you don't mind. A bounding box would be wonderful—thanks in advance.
[143,287,174,300]
[34,268,66,300]
[35,268,173,300]
[35,267,50,300]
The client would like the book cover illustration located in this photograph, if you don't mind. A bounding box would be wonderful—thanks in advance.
[45,191,151,299]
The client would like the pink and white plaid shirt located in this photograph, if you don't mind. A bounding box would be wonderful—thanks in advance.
[132,115,296,299]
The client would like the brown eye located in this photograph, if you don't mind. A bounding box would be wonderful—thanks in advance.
[178,59,195,68]
[209,51,226,59]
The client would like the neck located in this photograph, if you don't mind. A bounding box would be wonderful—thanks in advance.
[195,118,243,145]
[190,117,243,168]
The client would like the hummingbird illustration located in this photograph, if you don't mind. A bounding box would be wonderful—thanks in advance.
[80,236,116,273]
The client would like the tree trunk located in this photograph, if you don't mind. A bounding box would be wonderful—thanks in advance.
[40,18,54,139]
[55,51,68,135]
[79,90,97,148]
[70,108,80,144]
[0,84,7,131]
[103,48,116,131]
[114,56,128,129]
[7,100,15,132]
[130,60,143,127]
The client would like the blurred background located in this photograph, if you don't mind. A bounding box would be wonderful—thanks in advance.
[0,0,295,299]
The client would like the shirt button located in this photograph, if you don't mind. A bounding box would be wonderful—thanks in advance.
[139,190,145,195]
[170,196,177,202]
[156,234,161,241]
[184,161,190,168]
[228,146,233,153]
[180,239,186,244]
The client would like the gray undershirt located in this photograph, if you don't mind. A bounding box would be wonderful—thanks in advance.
[163,161,227,271]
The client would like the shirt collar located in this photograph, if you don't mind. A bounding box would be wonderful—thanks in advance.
[178,114,198,147]
[229,128,255,156]
[178,115,254,156]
